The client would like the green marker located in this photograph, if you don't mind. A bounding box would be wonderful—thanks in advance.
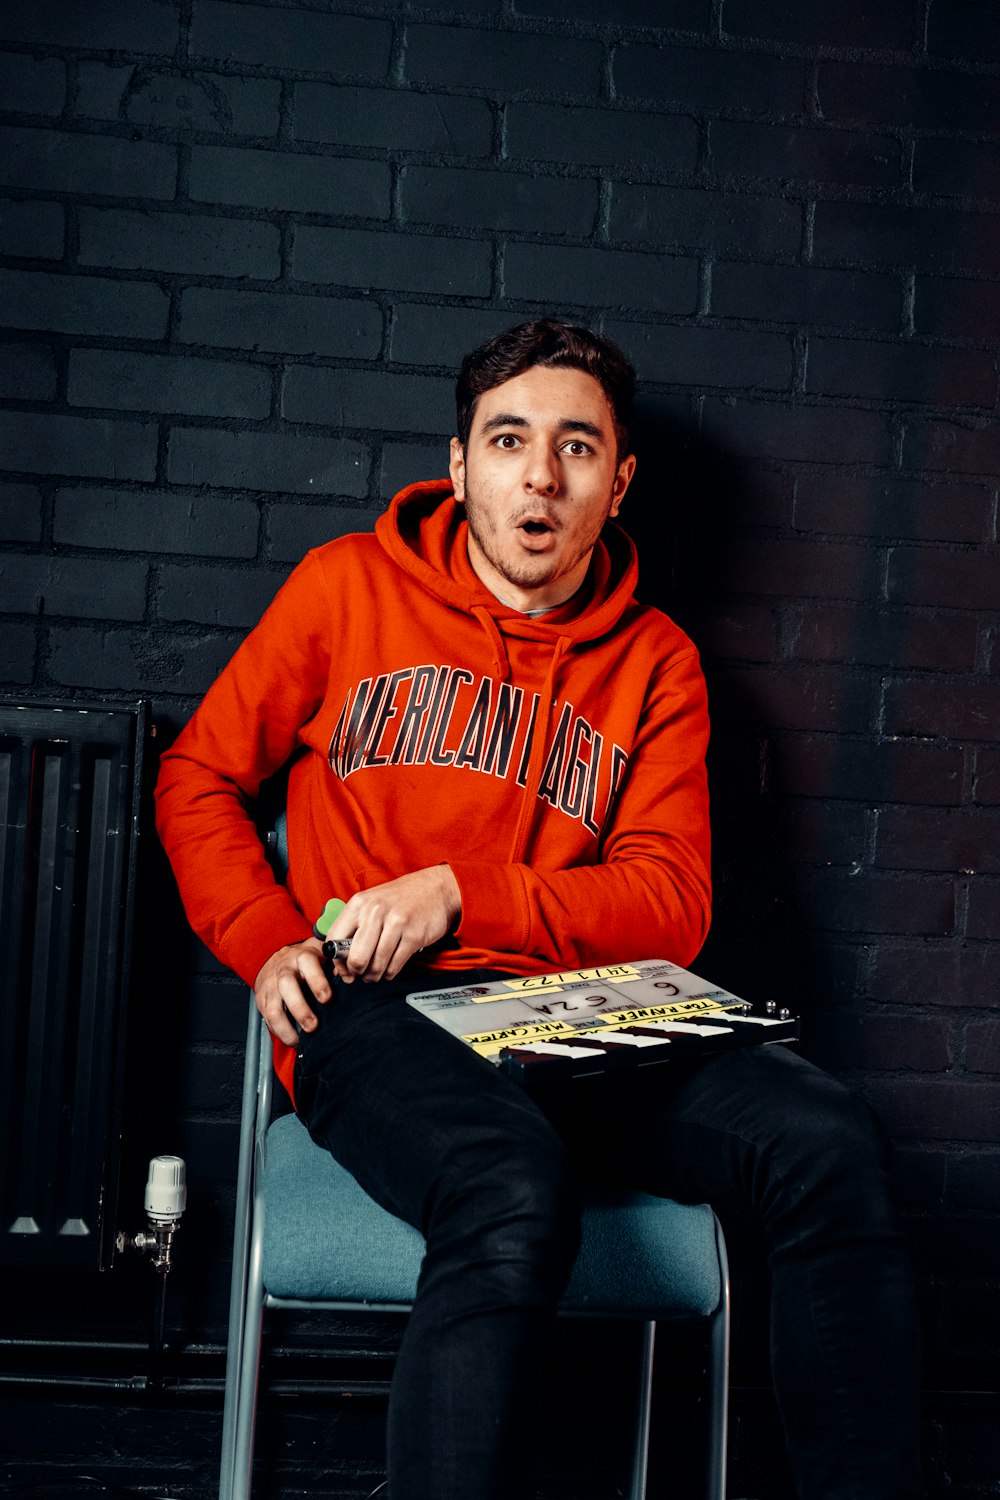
[314,897,351,958]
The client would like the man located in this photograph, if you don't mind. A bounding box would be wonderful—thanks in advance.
[156,319,923,1500]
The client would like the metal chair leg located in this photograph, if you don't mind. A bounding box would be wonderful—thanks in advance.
[705,1215,730,1500]
[628,1320,656,1500]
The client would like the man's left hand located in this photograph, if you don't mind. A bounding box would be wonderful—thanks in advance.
[328,865,462,984]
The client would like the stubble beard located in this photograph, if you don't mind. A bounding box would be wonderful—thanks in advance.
[462,480,611,593]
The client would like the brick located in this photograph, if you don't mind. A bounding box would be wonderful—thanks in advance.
[928,3,1000,64]
[189,145,389,219]
[692,602,779,662]
[872,941,999,1007]
[507,103,699,172]
[773,733,964,806]
[74,63,280,137]
[728,537,869,597]
[863,1078,1000,1142]
[0,1,177,51]
[131,71,279,137]
[803,869,955,936]
[914,138,1000,202]
[0,484,42,543]
[389,305,518,369]
[0,554,147,620]
[0,410,156,481]
[967,880,1000,940]
[794,475,989,544]
[702,398,891,465]
[976,750,1000,807]
[54,486,258,558]
[809,1011,954,1073]
[965,1020,1000,1074]
[712,121,900,188]
[191,3,392,77]
[167,427,369,496]
[294,83,491,156]
[901,419,998,476]
[817,62,1000,134]
[0,197,63,258]
[504,243,699,314]
[915,276,1000,343]
[884,680,1000,743]
[157,564,286,627]
[517,0,709,25]
[78,207,279,278]
[611,182,801,256]
[711,664,877,733]
[282,367,454,435]
[887,546,1000,612]
[950,1155,1000,1211]
[402,164,598,236]
[0,126,175,199]
[0,341,56,400]
[0,620,34,683]
[47,624,244,696]
[722,0,919,48]
[0,52,65,115]
[790,605,979,673]
[807,337,995,408]
[405,24,603,98]
[0,268,167,338]
[68,350,271,420]
[614,42,803,114]
[604,319,792,391]
[815,201,1000,276]
[876,808,1000,876]
[179,287,381,359]
[779,798,870,866]
[294,225,492,298]
[268,502,382,562]
[380,441,450,500]
[712,262,901,332]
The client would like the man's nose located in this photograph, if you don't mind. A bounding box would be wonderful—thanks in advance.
[523,447,559,495]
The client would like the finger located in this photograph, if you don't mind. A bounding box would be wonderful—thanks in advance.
[258,988,299,1046]
[276,969,319,1033]
[296,947,333,1004]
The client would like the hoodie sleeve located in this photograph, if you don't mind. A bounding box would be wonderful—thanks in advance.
[449,646,711,970]
[154,549,333,987]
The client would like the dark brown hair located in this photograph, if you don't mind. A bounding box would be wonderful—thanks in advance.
[455,318,636,459]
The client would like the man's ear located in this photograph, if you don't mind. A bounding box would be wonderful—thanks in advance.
[449,437,466,502]
[608,453,636,519]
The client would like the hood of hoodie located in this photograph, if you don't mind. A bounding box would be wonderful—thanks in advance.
[375,479,641,660]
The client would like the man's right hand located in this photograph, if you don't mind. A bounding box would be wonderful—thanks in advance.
[254,937,331,1046]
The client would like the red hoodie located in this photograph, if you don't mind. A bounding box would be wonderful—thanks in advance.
[155,480,711,1100]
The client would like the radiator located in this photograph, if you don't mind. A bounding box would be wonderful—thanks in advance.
[0,700,147,1271]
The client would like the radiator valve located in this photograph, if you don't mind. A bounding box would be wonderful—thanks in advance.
[116,1155,187,1273]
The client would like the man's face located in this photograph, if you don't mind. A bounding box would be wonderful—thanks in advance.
[449,365,636,612]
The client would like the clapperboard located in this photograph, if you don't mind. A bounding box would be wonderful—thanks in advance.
[407,959,798,1090]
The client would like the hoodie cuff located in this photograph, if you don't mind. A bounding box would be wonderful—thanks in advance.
[218,889,315,990]
[450,861,528,954]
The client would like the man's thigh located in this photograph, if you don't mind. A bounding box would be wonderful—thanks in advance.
[292,968,571,1236]
[543,1043,882,1215]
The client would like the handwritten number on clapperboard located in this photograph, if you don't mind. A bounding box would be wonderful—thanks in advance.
[529,996,607,1016]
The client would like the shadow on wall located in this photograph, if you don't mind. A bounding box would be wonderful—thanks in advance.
[623,400,819,1022]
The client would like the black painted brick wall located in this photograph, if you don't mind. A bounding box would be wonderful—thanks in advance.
[1,1,998,1496]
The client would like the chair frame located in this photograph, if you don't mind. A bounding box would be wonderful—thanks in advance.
[220,997,730,1500]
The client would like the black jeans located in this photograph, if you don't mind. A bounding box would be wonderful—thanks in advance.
[293,970,924,1500]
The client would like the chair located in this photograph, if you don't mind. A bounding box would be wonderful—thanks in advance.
[219,821,730,1500]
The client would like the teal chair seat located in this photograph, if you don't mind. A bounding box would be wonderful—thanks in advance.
[263,1110,723,1318]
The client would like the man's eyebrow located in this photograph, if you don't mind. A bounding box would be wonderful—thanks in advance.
[479,413,606,439]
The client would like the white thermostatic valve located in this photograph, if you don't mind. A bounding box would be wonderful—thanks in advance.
[144,1156,188,1223]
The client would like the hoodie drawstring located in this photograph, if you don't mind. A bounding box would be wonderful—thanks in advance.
[507,634,570,861]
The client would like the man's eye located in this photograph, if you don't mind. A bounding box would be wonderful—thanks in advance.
[563,440,592,456]
[493,433,521,449]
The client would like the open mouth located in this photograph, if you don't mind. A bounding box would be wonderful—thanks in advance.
[520,520,551,535]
